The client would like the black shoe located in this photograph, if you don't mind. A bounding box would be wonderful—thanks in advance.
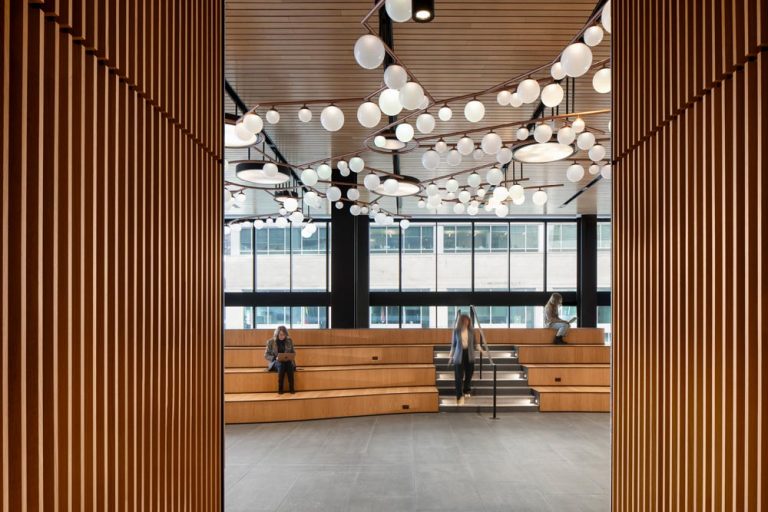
[289,389,296,394]
[554,336,567,345]
[278,390,284,395]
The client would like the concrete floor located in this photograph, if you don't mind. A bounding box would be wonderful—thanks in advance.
[225,412,611,512]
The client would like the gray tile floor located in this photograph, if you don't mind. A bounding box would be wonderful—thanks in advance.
[225,412,610,512]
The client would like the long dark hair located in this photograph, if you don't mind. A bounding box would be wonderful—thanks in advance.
[273,325,289,340]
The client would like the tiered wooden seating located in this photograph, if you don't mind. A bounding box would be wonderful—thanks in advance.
[224,331,439,423]
[517,345,610,364]
[525,364,610,387]
[533,386,610,412]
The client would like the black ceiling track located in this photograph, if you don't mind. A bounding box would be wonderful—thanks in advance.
[560,174,603,207]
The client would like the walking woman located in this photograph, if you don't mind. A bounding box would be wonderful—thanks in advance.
[544,293,576,345]
[448,313,480,405]
[265,325,296,394]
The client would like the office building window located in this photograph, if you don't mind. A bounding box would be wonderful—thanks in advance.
[597,305,612,344]
[255,306,290,328]
[291,225,327,291]
[402,225,435,253]
[225,306,254,329]
[597,221,611,291]
[510,223,544,290]
[475,223,509,290]
[509,306,542,327]
[224,227,254,292]
[370,306,400,328]
[546,222,577,290]
[402,223,436,291]
[402,306,434,328]
[438,223,471,291]
[291,306,328,329]
[370,226,400,291]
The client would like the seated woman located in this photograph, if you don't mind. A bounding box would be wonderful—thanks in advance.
[264,325,296,394]
[545,293,576,345]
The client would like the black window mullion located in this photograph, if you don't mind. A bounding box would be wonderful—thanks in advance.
[471,220,475,293]
[543,220,548,292]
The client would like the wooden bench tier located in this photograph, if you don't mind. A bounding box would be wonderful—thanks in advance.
[225,386,439,423]
[225,364,436,393]
[224,344,434,368]
[532,386,610,412]
[517,345,610,364]
[225,327,605,347]
[523,364,610,387]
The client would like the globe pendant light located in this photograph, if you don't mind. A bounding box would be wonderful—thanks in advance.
[349,156,365,173]
[495,204,509,218]
[438,105,453,121]
[496,147,513,164]
[589,144,607,162]
[467,204,479,216]
[446,149,462,166]
[337,160,349,173]
[589,164,601,175]
[509,183,524,200]
[235,122,254,141]
[602,0,612,33]
[379,88,403,116]
[550,62,566,80]
[426,183,439,196]
[517,79,540,103]
[301,168,318,186]
[350,205,361,216]
[577,131,596,150]
[516,127,530,141]
[512,194,525,205]
[557,126,576,145]
[399,82,425,110]
[458,190,471,203]
[263,163,278,177]
[434,139,448,153]
[493,186,509,201]
[457,136,474,156]
[534,124,553,143]
[385,0,412,22]
[384,65,408,89]
[320,105,345,132]
[383,178,399,195]
[422,150,440,170]
[243,113,263,134]
[354,34,385,69]
[509,93,523,108]
[540,83,564,107]
[364,173,381,191]
[561,42,593,77]
[346,188,360,201]
[464,99,485,122]
[454,203,466,215]
[572,117,586,133]
[266,108,280,124]
[486,167,503,186]
[532,189,548,205]
[446,178,459,193]
[584,25,604,46]
[481,132,503,154]
[593,68,611,93]
[400,219,411,230]
[473,148,485,161]
[601,164,612,179]
[395,123,415,142]
[566,164,585,182]
[297,106,312,123]
[496,90,512,105]
[357,101,382,128]
[413,0,435,22]
[467,172,481,188]
[317,163,332,180]
[416,113,435,134]
[326,186,342,202]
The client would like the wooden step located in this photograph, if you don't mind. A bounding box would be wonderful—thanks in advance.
[224,327,606,347]
[533,386,610,412]
[524,364,610,386]
[224,344,434,368]
[224,364,436,393]
[517,345,610,364]
[224,386,439,423]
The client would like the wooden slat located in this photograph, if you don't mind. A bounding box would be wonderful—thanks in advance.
[613,0,768,509]
[525,364,610,386]
[517,345,610,364]
[1,1,222,510]
[224,345,435,367]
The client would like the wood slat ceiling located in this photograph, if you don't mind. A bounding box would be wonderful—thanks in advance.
[225,0,611,217]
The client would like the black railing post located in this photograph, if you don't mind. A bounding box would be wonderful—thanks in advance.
[479,351,483,379]
[492,365,498,420]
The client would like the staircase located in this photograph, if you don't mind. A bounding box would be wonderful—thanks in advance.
[433,344,538,412]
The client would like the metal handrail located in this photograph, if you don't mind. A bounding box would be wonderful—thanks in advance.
[469,305,499,420]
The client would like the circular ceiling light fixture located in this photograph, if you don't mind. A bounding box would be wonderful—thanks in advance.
[234,161,292,186]
[366,130,418,154]
[413,0,435,22]
[512,141,576,163]
[225,123,261,148]
[274,190,299,204]
[374,175,421,197]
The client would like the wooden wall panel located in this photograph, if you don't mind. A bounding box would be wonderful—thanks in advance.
[1,0,222,510]
[613,0,767,510]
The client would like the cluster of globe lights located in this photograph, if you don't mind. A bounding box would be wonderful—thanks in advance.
[229,0,611,226]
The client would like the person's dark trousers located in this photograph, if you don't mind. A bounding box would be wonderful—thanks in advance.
[454,350,475,398]
[277,362,295,393]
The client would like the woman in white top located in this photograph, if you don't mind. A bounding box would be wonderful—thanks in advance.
[545,293,574,345]
[448,313,479,404]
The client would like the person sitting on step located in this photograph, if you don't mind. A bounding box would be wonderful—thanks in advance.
[264,325,296,394]
[544,293,577,345]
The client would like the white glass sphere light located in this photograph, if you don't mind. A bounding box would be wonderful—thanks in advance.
[467,204,479,216]
[346,188,360,201]
[422,149,440,170]
[395,123,415,142]
[254,220,264,230]
[561,42,593,77]
[473,148,485,161]
[235,122,253,141]
[337,160,349,173]
[516,127,530,141]
[464,100,485,123]
[493,186,509,201]
[509,92,523,108]
[496,90,512,105]
[243,113,263,134]
[467,172,482,188]
[476,188,487,199]
[446,178,459,193]
[354,34,385,69]
[602,0,611,33]
[446,149,462,166]
[572,117,586,133]
[589,144,607,162]
[304,191,318,208]
[400,219,411,230]
[517,79,541,103]
[316,163,332,180]
[589,164,601,175]
[384,64,408,89]
[374,135,387,148]
[512,194,526,205]
[320,105,345,132]
[301,168,318,186]
[453,203,466,215]
[435,139,448,153]
[426,183,439,196]
[457,136,475,156]
[235,191,247,203]
[577,131,596,150]
[419,97,429,109]
[275,217,289,228]
[534,124,553,143]
[481,132,503,155]
[540,83,564,107]
[496,147,513,165]
[298,106,312,123]
[326,186,342,202]
[593,68,612,93]
[266,108,280,124]
[509,184,525,200]
[486,167,504,186]
[385,0,412,22]
[532,189,548,206]
[349,205,361,216]
[417,200,426,208]
[458,190,471,203]
[263,162,278,177]
[566,164,585,182]
[438,105,453,121]
[399,82,425,110]
[379,88,403,116]
[357,101,382,128]
[383,178,399,195]
[495,204,509,218]
[584,25,604,47]
[601,164,612,179]
[332,201,343,210]
[557,126,576,145]
[363,173,381,191]
[551,62,566,80]
[416,113,435,134]
[349,156,365,173]
[288,209,303,223]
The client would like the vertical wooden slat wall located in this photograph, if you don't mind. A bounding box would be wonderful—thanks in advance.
[613,0,766,510]
[1,0,223,510]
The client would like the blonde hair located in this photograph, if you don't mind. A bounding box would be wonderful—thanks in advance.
[273,325,289,339]
[547,293,563,307]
